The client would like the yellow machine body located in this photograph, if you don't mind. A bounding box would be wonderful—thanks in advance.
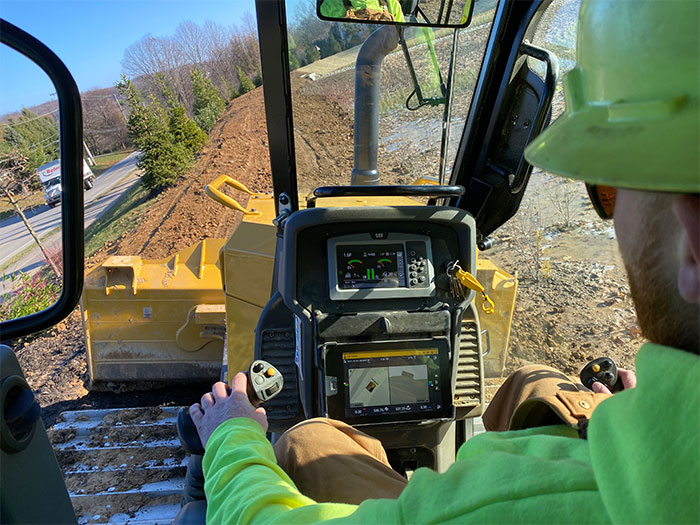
[221,194,277,376]
[82,239,227,382]
[82,186,518,382]
[474,258,518,377]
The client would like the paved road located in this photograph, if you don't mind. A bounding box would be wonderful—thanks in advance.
[0,151,141,273]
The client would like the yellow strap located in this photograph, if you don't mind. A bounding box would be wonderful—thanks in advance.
[455,268,495,315]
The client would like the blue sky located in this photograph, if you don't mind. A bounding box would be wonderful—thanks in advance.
[0,0,303,115]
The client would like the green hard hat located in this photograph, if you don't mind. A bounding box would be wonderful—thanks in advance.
[525,0,700,193]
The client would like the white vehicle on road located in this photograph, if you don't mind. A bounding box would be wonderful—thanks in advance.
[37,159,95,208]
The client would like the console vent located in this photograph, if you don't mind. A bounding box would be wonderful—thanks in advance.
[259,328,301,431]
[454,321,482,406]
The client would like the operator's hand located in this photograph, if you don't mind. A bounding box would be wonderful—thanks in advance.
[591,368,637,394]
[189,372,268,448]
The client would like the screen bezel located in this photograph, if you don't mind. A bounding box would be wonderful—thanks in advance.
[327,233,435,301]
[324,339,453,426]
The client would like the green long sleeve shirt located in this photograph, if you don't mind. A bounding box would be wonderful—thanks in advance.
[203,343,700,523]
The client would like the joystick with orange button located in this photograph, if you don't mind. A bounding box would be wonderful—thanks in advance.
[580,357,624,393]
[247,360,284,404]
[177,360,283,455]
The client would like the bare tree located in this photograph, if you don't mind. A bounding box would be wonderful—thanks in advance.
[120,15,263,112]
[546,177,580,230]
[82,88,130,154]
[236,13,261,75]
[203,20,237,95]
[175,21,207,65]
[122,34,193,110]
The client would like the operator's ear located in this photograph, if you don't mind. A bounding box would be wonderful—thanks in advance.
[672,195,700,303]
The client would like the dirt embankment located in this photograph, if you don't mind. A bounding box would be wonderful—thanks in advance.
[88,89,273,264]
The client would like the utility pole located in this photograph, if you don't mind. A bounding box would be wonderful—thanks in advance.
[113,93,128,124]
[83,141,96,166]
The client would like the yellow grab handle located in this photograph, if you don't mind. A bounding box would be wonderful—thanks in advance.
[455,268,495,315]
[205,175,263,215]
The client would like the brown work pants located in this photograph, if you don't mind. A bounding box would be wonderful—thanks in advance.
[273,365,610,504]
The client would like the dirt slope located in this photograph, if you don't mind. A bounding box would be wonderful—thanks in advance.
[88,89,273,264]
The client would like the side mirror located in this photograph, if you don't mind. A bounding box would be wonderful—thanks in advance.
[0,19,84,341]
[317,0,474,28]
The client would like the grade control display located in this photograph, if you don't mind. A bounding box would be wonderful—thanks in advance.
[337,244,406,289]
[324,340,453,425]
[328,233,435,300]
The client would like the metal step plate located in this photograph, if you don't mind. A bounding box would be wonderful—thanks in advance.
[49,407,187,525]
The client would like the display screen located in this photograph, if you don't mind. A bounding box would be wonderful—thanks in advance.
[342,349,444,418]
[336,244,406,289]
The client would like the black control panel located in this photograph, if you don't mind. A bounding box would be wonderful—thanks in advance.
[405,240,430,288]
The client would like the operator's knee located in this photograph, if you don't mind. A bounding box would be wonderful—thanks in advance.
[483,364,582,431]
[273,418,406,504]
[275,417,389,464]
[173,500,207,525]
[182,454,205,503]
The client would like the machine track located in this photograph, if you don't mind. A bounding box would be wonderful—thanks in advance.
[49,407,187,524]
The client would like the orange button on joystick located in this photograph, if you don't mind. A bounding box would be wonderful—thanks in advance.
[265,368,276,377]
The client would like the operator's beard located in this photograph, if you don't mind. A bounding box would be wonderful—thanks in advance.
[624,229,700,356]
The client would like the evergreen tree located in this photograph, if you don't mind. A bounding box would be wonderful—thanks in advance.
[237,67,255,95]
[156,73,207,155]
[340,23,365,49]
[300,41,321,64]
[0,109,60,179]
[329,24,344,50]
[289,51,301,71]
[288,34,301,71]
[191,68,226,132]
[116,75,167,148]
[116,75,195,190]
[136,129,192,190]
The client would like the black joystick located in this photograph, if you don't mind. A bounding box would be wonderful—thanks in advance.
[580,357,624,393]
[177,360,283,455]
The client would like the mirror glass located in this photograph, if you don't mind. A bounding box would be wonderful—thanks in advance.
[0,44,64,323]
[317,0,474,27]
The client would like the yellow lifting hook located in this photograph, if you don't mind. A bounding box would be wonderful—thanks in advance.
[450,262,496,315]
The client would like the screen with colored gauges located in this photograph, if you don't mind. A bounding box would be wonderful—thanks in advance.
[336,244,406,289]
[327,234,435,300]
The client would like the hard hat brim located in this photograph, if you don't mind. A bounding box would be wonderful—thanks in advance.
[525,100,700,193]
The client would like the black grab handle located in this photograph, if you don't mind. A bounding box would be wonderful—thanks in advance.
[306,185,465,208]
